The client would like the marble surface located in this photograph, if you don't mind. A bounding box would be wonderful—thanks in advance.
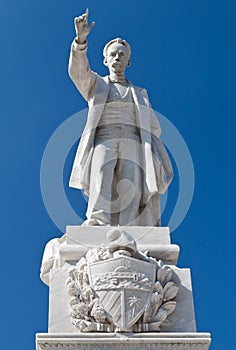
[66,226,171,245]
[36,332,211,350]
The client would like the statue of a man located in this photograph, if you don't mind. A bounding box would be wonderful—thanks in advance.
[69,9,173,226]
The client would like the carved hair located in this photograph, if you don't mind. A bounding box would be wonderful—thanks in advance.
[103,38,131,66]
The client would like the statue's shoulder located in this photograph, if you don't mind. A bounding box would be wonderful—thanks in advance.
[93,74,110,88]
[89,74,109,96]
[131,83,149,96]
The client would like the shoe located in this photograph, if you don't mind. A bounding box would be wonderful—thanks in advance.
[81,218,109,226]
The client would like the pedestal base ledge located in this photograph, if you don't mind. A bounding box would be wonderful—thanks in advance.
[36,332,211,350]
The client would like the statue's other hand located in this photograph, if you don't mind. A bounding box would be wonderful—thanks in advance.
[74,8,95,44]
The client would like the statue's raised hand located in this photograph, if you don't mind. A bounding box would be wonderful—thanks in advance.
[74,8,95,44]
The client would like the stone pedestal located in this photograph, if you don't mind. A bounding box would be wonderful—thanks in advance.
[37,226,211,350]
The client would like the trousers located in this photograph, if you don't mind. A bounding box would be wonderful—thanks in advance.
[86,124,144,226]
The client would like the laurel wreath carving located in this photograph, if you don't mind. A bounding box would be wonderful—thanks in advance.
[66,246,178,332]
[141,264,179,330]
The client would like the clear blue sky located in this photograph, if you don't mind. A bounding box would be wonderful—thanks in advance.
[1,1,235,349]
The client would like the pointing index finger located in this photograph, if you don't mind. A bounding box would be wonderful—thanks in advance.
[85,8,89,19]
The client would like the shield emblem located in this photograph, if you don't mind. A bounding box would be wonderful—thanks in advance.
[88,256,155,331]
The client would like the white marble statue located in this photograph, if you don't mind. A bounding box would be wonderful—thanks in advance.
[37,11,212,348]
[69,9,173,226]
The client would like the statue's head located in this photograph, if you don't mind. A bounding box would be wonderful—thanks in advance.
[103,38,131,74]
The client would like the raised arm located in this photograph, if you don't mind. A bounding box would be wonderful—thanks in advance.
[68,9,96,101]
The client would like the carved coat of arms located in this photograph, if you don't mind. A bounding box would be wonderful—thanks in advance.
[88,256,156,331]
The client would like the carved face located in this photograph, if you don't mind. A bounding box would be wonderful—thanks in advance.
[105,42,130,75]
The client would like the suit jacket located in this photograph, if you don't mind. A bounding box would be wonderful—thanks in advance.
[68,41,173,203]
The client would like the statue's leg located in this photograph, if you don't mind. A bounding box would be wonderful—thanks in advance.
[86,139,118,225]
[139,194,161,226]
[116,137,142,226]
